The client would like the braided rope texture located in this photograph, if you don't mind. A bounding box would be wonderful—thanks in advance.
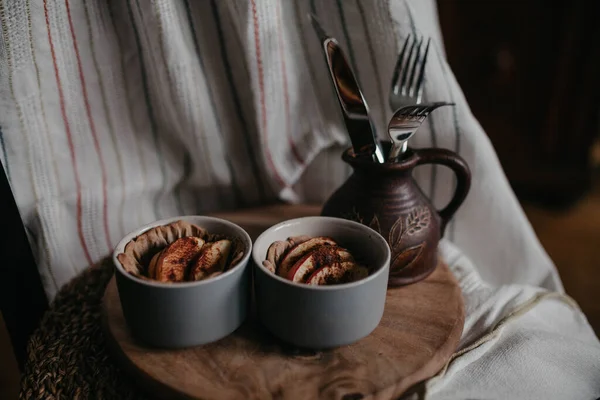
[20,259,147,399]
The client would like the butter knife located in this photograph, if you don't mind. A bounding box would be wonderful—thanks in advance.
[309,13,385,163]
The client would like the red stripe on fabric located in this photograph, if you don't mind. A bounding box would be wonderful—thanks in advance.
[43,0,93,266]
[275,0,304,165]
[250,0,286,188]
[65,0,112,251]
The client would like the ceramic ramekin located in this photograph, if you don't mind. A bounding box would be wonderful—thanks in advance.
[113,216,252,348]
[252,216,391,349]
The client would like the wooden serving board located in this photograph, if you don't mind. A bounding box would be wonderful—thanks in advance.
[102,205,464,400]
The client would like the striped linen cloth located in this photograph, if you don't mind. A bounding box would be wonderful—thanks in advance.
[1,0,599,397]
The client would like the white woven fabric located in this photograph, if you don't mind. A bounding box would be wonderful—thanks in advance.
[1,0,598,397]
[427,241,600,399]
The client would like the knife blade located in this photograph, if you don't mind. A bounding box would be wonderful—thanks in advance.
[309,13,384,163]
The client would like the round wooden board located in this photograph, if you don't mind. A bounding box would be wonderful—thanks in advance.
[102,205,464,399]
[102,260,463,400]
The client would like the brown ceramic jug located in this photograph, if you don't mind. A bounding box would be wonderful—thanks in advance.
[321,142,471,286]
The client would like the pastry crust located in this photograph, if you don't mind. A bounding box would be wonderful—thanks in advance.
[116,220,247,283]
[263,235,311,274]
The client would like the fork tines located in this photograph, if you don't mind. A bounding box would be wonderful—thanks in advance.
[390,34,432,98]
[397,102,455,117]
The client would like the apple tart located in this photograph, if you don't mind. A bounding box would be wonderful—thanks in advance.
[263,236,369,285]
[117,220,245,283]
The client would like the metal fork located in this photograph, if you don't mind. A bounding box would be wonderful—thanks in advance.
[388,34,431,112]
[387,102,454,161]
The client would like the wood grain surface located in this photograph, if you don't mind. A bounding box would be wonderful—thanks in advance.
[102,204,464,400]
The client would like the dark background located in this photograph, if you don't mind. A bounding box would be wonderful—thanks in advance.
[438,0,600,206]
[438,0,600,337]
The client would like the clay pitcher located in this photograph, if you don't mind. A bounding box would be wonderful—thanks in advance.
[321,143,471,286]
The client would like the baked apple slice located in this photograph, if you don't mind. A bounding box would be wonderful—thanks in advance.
[147,249,163,279]
[264,235,312,273]
[151,236,205,282]
[188,239,232,281]
[287,246,354,283]
[277,236,337,278]
[305,261,369,286]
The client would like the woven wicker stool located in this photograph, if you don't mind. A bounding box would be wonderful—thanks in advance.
[20,260,146,400]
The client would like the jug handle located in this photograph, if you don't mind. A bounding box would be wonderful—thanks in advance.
[414,148,472,236]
